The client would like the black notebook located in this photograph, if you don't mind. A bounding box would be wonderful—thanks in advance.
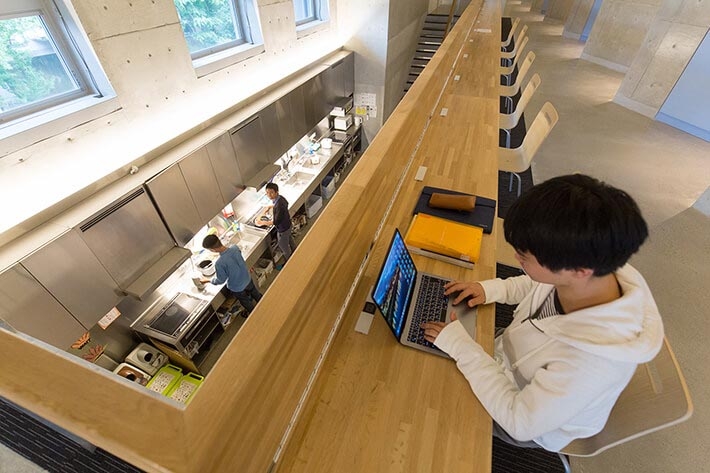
[413,186,497,234]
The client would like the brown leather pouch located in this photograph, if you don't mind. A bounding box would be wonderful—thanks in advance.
[428,193,476,211]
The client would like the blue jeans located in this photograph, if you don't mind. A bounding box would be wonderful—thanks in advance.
[234,280,262,314]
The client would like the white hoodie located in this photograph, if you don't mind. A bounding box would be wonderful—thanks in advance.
[434,264,664,451]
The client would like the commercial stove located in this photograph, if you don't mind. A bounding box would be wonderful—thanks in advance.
[132,292,220,359]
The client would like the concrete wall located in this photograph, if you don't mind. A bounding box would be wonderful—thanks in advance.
[581,0,664,72]
[547,0,575,20]
[0,0,346,241]
[564,0,596,39]
[384,0,430,119]
[615,0,710,118]
[338,0,389,144]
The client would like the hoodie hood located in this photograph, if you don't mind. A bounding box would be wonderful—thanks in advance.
[539,264,664,363]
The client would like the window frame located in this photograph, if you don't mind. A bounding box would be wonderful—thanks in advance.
[294,0,330,38]
[175,0,264,77]
[294,0,318,26]
[0,0,118,158]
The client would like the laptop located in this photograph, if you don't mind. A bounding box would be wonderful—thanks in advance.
[371,229,478,357]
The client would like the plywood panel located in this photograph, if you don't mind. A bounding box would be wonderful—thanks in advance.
[549,0,575,21]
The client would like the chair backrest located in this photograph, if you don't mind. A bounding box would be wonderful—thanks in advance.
[501,36,529,75]
[502,25,529,60]
[498,101,558,173]
[500,51,535,97]
[499,73,541,130]
[561,337,693,457]
[502,17,521,49]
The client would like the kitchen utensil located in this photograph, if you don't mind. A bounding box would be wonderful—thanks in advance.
[198,259,215,276]
[124,342,168,376]
[114,363,151,386]
[166,372,204,404]
[146,364,182,395]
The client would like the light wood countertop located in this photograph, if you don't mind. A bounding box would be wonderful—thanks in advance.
[0,1,501,472]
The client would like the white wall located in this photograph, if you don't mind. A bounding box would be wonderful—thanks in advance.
[0,0,346,243]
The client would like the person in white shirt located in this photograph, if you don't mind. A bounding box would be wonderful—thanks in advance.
[421,174,664,452]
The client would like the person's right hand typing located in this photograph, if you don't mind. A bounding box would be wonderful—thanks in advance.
[444,281,486,308]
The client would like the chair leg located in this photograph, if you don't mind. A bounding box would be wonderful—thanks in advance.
[503,129,511,148]
[508,172,522,196]
[558,453,571,473]
[508,172,514,192]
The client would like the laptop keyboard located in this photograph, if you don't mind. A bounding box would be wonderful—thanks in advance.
[407,275,448,349]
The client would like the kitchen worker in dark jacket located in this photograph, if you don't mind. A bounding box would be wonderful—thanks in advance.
[202,234,262,315]
[259,183,296,263]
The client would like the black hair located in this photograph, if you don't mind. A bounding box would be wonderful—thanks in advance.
[504,174,648,276]
[265,182,279,192]
[202,234,221,250]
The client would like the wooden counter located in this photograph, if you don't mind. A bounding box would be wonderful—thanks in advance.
[0,1,501,472]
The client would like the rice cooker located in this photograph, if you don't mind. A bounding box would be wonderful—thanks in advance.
[198,259,215,276]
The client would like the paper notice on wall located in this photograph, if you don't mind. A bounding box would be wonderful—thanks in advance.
[355,93,377,118]
[98,307,121,330]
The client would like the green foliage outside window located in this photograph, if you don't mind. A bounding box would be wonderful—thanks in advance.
[174,0,241,55]
[0,15,76,113]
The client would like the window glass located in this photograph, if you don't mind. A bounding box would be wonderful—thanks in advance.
[0,13,81,119]
[174,0,245,59]
[293,0,316,25]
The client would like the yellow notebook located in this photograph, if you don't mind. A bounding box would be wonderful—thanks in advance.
[404,213,483,263]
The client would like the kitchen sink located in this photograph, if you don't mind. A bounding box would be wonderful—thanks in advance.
[284,171,314,189]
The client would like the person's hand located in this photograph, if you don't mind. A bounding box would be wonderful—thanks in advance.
[421,312,457,344]
[444,281,486,308]
[200,278,210,284]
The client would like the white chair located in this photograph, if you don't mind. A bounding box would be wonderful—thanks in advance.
[558,337,693,472]
[501,25,528,67]
[500,36,529,85]
[498,102,558,196]
[499,73,541,148]
[501,17,521,52]
[500,51,535,114]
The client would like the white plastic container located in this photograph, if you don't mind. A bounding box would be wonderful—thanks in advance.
[306,194,323,218]
[124,343,168,376]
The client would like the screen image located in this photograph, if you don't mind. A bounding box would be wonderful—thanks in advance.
[372,230,417,338]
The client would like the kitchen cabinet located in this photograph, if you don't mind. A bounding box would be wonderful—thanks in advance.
[230,115,272,186]
[205,133,245,204]
[0,264,86,349]
[259,103,285,163]
[146,164,203,246]
[288,85,309,143]
[274,95,297,153]
[303,75,328,128]
[22,229,123,329]
[180,147,225,223]
[343,52,354,97]
[322,65,338,109]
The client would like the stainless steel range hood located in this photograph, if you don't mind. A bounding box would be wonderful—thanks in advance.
[245,164,280,190]
[77,188,190,301]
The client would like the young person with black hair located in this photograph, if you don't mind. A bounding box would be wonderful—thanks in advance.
[421,174,664,451]
[258,183,296,263]
[202,234,263,315]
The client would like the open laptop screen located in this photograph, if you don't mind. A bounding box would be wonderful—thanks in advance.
[372,230,418,338]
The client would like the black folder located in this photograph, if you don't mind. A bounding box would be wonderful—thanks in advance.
[413,186,496,234]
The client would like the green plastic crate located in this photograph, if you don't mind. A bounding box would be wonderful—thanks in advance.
[167,372,204,404]
[146,364,182,395]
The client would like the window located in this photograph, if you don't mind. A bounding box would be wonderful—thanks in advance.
[174,0,263,76]
[0,0,117,157]
[294,0,317,26]
[293,0,329,35]
[0,0,118,157]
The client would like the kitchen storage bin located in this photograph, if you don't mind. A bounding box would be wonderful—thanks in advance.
[124,342,168,375]
[114,363,151,386]
[167,372,204,404]
[306,194,323,218]
[146,364,182,395]
[321,176,335,199]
